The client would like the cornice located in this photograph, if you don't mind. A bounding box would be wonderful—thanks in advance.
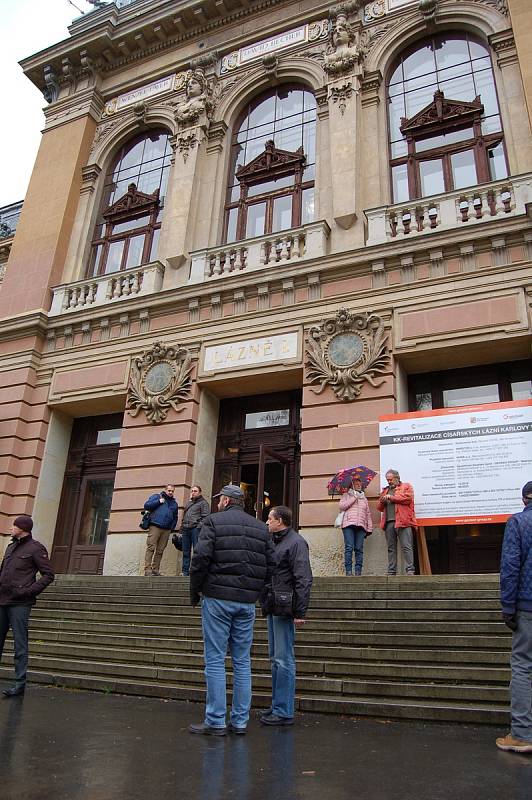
[0,311,49,344]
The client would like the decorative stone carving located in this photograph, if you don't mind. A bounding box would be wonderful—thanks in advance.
[364,1,386,21]
[305,308,389,402]
[262,53,279,77]
[329,81,354,114]
[89,117,121,157]
[418,0,438,21]
[477,0,508,16]
[174,69,213,130]
[126,341,194,424]
[43,65,59,104]
[324,9,365,76]
[175,132,200,162]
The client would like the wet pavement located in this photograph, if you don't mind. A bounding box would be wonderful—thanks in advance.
[0,681,530,800]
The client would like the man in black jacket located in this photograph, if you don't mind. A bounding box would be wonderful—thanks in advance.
[260,505,312,726]
[189,484,275,736]
[180,485,210,577]
[0,515,55,697]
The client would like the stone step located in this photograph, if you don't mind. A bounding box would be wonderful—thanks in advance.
[0,666,508,725]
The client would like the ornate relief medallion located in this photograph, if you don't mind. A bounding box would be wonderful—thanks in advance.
[305,309,389,401]
[126,341,194,424]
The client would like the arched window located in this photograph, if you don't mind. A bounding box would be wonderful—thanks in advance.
[225,85,316,243]
[388,33,507,203]
[88,130,171,276]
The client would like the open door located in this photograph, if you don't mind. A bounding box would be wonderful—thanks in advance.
[255,445,290,521]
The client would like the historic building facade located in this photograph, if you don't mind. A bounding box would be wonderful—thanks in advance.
[0,0,530,576]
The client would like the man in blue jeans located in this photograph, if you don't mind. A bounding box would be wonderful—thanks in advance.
[180,485,210,577]
[260,505,313,726]
[189,484,275,736]
[496,480,532,753]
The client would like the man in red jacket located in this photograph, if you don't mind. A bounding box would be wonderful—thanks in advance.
[377,470,417,576]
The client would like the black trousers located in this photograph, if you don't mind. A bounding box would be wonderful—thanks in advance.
[0,605,32,686]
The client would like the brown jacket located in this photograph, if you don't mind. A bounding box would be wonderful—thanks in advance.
[0,534,55,606]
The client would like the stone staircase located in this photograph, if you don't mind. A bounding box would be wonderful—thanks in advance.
[0,575,510,724]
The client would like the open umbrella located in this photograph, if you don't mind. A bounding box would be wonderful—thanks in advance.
[327,465,377,495]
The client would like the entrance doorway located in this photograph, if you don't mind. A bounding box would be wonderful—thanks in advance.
[50,414,122,574]
[213,391,301,524]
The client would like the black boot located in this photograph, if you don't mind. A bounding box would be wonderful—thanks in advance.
[2,685,25,698]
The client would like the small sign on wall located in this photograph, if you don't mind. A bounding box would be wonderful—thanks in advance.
[202,332,300,373]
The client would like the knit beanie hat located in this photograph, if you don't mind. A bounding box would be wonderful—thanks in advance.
[522,481,532,500]
[13,515,33,533]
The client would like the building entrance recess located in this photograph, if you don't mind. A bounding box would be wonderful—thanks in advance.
[212,391,301,524]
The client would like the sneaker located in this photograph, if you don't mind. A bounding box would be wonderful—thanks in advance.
[189,723,227,737]
[259,713,294,727]
[496,734,532,753]
[152,570,161,576]
[227,722,247,735]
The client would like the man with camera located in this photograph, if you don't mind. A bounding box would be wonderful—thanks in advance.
[260,505,313,727]
[143,484,178,576]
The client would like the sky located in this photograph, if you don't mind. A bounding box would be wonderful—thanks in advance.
[0,0,106,208]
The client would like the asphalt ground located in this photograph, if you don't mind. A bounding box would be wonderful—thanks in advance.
[0,681,530,800]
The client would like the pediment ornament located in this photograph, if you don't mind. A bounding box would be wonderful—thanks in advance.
[400,91,483,136]
[103,184,160,220]
[126,341,194,424]
[236,141,305,181]
[305,309,389,402]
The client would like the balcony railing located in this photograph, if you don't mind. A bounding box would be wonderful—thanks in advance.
[49,261,164,317]
[188,221,331,284]
[364,173,532,247]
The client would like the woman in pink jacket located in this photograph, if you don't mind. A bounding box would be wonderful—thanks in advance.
[338,477,373,576]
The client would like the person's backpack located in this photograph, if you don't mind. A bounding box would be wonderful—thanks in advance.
[139,510,151,531]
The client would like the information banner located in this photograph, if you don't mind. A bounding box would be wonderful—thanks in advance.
[379,400,532,526]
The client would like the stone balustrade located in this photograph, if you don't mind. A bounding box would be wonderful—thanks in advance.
[365,173,532,247]
[188,220,331,284]
[49,261,164,317]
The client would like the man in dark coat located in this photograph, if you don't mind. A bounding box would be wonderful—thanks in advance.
[0,515,55,696]
[189,484,275,736]
[143,484,179,576]
[180,485,210,577]
[260,505,313,726]
[496,480,532,753]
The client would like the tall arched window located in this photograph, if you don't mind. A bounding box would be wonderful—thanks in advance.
[88,129,171,276]
[388,33,507,203]
[225,85,316,243]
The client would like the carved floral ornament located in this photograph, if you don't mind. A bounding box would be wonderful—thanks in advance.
[305,309,390,402]
[126,341,194,424]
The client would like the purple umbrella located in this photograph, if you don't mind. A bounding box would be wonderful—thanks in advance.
[327,465,377,495]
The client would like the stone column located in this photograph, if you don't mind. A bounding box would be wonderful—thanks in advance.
[327,75,358,231]
[507,0,532,120]
[359,70,384,210]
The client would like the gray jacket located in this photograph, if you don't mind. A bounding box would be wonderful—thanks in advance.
[181,496,210,531]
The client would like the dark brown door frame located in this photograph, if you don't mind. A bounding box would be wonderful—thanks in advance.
[256,445,290,521]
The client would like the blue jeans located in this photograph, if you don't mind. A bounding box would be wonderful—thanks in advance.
[267,614,296,719]
[0,605,32,686]
[510,610,532,741]
[201,596,256,729]
[342,525,365,575]
[181,527,199,575]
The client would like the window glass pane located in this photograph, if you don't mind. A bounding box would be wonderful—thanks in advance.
[302,188,315,225]
[143,133,167,162]
[435,37,470,70]
[403,44,435,80]
[419,159,445,196]
[247,121,275,142]
[391,139,408,158]
[105,240,125,273]
[226,207,238,243]
[482,115,503,135]
[451,149,477,189]
[473,70,498,117]
[468,38,489,60]
[405,83,437,117]
[388,93,406,141]
[248,95,276,127]
[125,234,145,269]
[272,195,293,232]
[112,216,147,235]
[439,73,476,101]
[149,228,160,261]
[511,381,532,400]
[275,125,301,152]
[302,122,316,161]
[118,140,145,172]
[246,203,266,238]
[443,385,499,407]
[277,88,303,118]
[77,479,114,547]
[304,163,315,181]
[389,63,403,87]
[392,164,409,202]
[89,244,103,276]
[137,169,161,195]
[416,127,474,153]
[159,167,170,201]
[248,175,294,197]
[96,429,122,445]
[488,143,508,180]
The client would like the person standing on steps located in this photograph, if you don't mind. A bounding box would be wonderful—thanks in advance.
[0,515,54,697]
[260,505,313,727]
[188,484,275,736]
[377,469,417,576]
[339,476,373,576]
[180,485,210,577]
[496,480,532,754]
[143,484,179,576]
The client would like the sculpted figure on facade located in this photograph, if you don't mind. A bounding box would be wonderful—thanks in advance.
[324,9,365,77]
[174,69,213,130]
